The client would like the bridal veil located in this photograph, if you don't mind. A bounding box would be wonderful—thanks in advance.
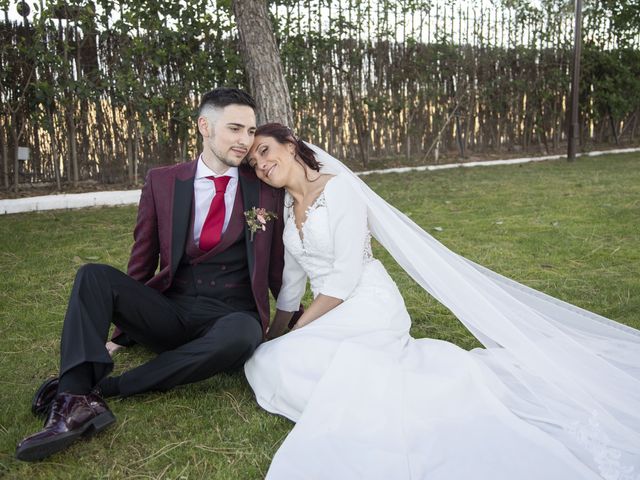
[307,142,640,478]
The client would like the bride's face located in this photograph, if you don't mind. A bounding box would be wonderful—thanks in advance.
[247,135,296,188]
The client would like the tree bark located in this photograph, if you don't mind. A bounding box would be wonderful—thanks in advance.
[126,106,135,185]
[1,123,8,190]
[33,123,42,180]
[233,0,293,127]
[52,130,61,191]
[11,112,21,193]
[67,106,79,186]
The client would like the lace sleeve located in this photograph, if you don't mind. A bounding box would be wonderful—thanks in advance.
[275,246,308,311]
[275,196,308,311]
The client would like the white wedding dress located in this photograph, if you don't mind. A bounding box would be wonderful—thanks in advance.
[245,165,640,479]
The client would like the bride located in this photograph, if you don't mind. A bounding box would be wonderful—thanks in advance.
[244,123,640,479]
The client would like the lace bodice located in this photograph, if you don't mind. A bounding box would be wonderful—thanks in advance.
[276,174,374,310]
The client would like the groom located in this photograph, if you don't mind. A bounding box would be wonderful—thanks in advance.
[16,88,287,461]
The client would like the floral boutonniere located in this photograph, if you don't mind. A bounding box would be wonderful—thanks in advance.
[244,207,278,241]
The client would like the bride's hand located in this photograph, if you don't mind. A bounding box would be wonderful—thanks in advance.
[288,295,341,332]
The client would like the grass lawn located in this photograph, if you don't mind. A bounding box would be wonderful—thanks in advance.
[1,152,638,479]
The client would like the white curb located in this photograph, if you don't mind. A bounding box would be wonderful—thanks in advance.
[357,147,640,176]
[1,147,639,215]
[1,190,142,215]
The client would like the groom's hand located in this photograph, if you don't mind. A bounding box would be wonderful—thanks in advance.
[266,309,295,340]
[105,341,123,356]
[266,322,290,340]
[266,328,287,341]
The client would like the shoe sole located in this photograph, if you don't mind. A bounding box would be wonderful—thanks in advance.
[15,411,116,462]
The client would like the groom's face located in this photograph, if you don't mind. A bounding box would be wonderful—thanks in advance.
[199,104,256,170]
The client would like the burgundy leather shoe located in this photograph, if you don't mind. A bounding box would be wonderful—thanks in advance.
[31,377,104,418]
[31,376,59,418]
[16,392,116,462]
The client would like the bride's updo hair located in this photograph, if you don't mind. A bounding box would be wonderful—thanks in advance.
[254,123,323,172]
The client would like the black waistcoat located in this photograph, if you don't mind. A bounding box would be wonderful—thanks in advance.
[167,189,256,314]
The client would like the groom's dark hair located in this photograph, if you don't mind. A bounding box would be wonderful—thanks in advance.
[198,88,256,116]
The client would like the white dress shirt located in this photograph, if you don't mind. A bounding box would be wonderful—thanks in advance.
[193,155,239,244]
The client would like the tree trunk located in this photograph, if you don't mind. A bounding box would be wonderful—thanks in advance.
[94,99,107,182]
[52,132,61,191]
[125,104,139,185]
[1,123,8,190]
[81,99,90,176]
[346,74,369,167]
[12,119,19,193]
[233,0,293,127]
[126,114,134,185]
[33,122,41,181]
[67,105,79,186]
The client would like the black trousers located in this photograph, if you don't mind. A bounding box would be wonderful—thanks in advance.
[58,264,263,397]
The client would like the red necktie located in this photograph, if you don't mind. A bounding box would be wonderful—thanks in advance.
[199,175,231,251]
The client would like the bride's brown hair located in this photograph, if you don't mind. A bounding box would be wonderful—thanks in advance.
[253,123,323,173]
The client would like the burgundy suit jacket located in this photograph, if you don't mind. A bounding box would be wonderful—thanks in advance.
[121,159,286,335]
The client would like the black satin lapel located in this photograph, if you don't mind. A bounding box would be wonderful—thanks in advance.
[171,177,194,276]
[239,172,259,276]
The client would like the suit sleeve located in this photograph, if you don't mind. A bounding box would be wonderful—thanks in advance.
[318,175,368,301]
[127,170,160,282]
